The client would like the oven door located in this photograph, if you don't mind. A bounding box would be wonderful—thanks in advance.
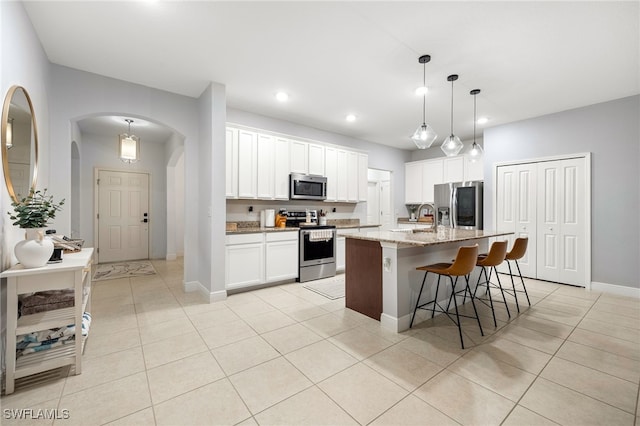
[299,229,336,267]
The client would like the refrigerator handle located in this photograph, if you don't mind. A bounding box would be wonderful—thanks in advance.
[452,186,458,228]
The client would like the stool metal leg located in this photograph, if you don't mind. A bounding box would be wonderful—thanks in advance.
[513,259,531,306]
[410,272,429,328]
[506,260,521,313]
[488,266,511,318]
[448,276,465,349]
[474,265,497,327]
[465,274,484,337]
[432,275,441,319]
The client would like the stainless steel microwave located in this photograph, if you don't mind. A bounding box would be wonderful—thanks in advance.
[290,173,327,201]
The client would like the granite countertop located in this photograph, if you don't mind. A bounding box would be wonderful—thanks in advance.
[226,220,380,234]
[344,229,513,247]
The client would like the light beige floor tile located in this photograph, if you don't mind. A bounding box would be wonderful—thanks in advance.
[577,317,640,343]
[261,323,323,354]
[370,394,459,426]
[242,310,297,334]
[540,357,637,413]
[318,363,408,425]
[104,408,156,426]
[552,285,600,301]
[330,307,372,325]
[568,328,640,360]
[63,346,145,395]
[583,308,640,331]
[252,288,308,310]
[498,323,565,354]
[91,280,132,301]
[254,386,357,426]
[279,300,329,322]
[58,372,151,426]
[0,378,65,412]
[328,327,394,360]
[543,292,597,308]
[146,351,225,404]
[224,291,263,307]
[227,299,277,318]
[83,327,141,359]
[88,305,138,337]
[229,357,312,414]
[135,304,187,327]
[474,336,552,375]
[197,319,258,350]
[520,377,635,425]
[510,313,575,339]
[318,298,347,312]
[236,417,258,426]
[0,397,59,426]
[447,349,537,401]
[285,340,357,383]
[154,378,251,426]
[186,306,240,329]
[90,293,134,311]
[556,340,640,383]
[525,304,584,326]
[142,331,208,369]
[363,345,442,391]
[502,405,560,426]
[414,370,514,425]
[211,335,280,375]
[397,328,466,367]
[598,294,640,311]
[180,298,229,316]
[301,312,360,338]
[357,321,410,344]
[137,316,197,345]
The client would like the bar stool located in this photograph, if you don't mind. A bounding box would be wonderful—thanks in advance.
[473,240,509,327]
[410,245,483,349]
[504,237,531,312]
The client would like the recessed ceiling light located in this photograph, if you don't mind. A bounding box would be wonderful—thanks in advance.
[415,86,428,96]
[275,92,289,102]
[477,117,489,124]
[346,114,356,122]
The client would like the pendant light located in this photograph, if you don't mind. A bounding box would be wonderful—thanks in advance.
[441,74,463,156]
[411,55,437,149]
[466,89,484,163]
[119,118,140,163]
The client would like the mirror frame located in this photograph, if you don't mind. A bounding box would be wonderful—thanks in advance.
[1,85,39,202]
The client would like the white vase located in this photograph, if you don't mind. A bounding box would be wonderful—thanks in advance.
[14,228,54,268]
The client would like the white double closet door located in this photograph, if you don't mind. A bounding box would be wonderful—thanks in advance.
[496,156,588,287]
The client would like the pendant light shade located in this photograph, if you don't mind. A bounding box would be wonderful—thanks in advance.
[466,89,484,163]
[441,74,463,157]
[411,55,437,149]
[119,119,140,163]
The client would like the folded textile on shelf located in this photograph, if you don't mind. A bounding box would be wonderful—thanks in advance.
[309,229,333,242]
[16,312,92,357]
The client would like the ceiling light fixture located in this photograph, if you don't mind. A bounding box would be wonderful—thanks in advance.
[275,92,289,102]
[346,114,356,122]
[465,89,484,163]
[6,118,13,149]
[119,119,140,163]
[411,55,437,149]
[477,117,489,125]
[441,74,463,157]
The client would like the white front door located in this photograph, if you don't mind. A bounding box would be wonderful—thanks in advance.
[367,181,380,225]
[380,180,392,230]
[97,170,150,263]
[536,159,585,285]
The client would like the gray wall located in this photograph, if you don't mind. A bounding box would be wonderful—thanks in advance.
[226,108,412,218]
[483,95,640,289]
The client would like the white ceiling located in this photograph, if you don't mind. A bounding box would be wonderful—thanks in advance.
[23,1,639,150]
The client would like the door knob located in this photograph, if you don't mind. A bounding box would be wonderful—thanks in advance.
[141,218,148,223]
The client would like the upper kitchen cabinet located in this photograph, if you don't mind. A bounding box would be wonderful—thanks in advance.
[464,155,483,181]
[443,156,464,183]
[405,161,423,204]
[347,151,359,202]
[256,133,275,199]
[226,128,238,198]
[237,129,258,198]
[325,147,338,201]
[308,143,325,176]
[274,137,290,199]
[290,140,309,174]
[358,153,368,202]
[422,159,444,203]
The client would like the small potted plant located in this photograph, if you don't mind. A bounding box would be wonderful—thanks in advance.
[8,189,65,268]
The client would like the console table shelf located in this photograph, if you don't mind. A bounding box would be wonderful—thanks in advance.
[1,248,94,395]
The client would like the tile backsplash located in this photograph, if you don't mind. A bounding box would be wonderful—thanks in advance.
[226,199,366,223]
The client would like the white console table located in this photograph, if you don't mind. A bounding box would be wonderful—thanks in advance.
[1,248,94,394]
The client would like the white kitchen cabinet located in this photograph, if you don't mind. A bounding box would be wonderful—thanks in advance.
[336,149,349,202]
[405,161,423,204]
[226,233,264,289]
[464,155,484,181]
[308,143,325,176]
[257,133,275,199]
[237,130,258,198]
[422,159,444,203]
[290,140,309,174]
[1,249,94,395]
[347,151,359,202]
[274,137,290,200]
[358,153,368,202]
[265,232,299,282]
[225,128,238,198]
[443,156,464,183]
[324,147,338,201]
[336,228,359,271]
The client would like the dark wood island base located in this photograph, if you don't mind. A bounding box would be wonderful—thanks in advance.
[345,238,382,320]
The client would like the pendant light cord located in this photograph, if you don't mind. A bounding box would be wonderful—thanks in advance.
[473,93,477,144]
[422,63,426,125]
[450,78,454,136]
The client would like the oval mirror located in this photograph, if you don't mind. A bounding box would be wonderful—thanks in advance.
[1,85,38,202]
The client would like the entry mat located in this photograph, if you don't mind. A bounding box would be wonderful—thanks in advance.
[303,275,345,300]
[92,260,157,281]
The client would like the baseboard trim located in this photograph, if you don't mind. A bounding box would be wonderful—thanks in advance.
[207,290,228,303]
[591,281,640,299]
[166,253,177,261]
[380,313,412,333]
[184,280,200,292]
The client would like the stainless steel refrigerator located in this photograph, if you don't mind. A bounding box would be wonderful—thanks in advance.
[434,181,483,230]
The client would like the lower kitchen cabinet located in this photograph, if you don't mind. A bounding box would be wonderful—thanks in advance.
[337,228,359,272]
[226,231,298,289]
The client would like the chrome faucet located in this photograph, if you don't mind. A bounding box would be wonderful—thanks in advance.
[416,203,436,230]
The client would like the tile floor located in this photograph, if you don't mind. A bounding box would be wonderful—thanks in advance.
[2,258,639,425]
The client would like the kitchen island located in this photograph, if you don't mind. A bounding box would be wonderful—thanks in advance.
[344,228,513,333]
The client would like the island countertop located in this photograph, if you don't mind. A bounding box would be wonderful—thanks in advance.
[344,228,513,247]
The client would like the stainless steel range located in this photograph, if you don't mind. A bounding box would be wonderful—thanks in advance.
[285,211,337,283]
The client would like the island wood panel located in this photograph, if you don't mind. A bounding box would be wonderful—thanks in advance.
[345,238,382,320]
